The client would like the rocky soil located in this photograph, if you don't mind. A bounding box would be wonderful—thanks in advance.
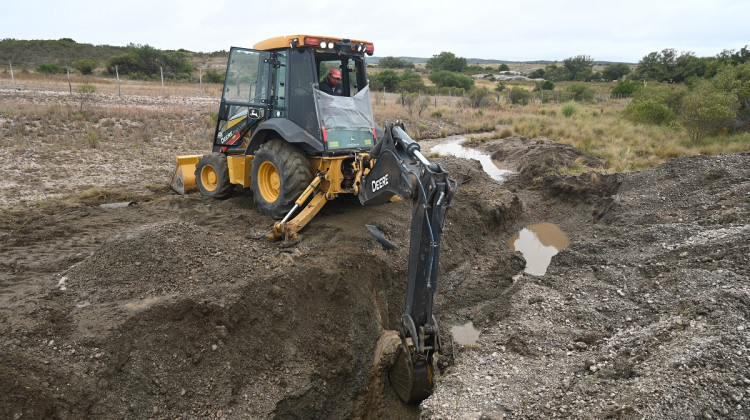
[1,88,749,419]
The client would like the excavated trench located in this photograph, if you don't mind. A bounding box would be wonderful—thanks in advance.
[1,148,556,418]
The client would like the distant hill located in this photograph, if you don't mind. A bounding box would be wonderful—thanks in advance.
[0,39,130,69]
[0,38,226,71]
[0,39,632,73]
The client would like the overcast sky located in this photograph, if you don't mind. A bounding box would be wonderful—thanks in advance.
[2,0,748,63]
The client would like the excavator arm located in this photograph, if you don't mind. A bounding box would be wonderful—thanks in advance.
[359,124,457,403]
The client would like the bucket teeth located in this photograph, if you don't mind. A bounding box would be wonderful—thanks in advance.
[171,168,186,195]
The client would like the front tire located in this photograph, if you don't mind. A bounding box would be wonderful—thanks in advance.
[195,152,232,198]
[251,139,312,219]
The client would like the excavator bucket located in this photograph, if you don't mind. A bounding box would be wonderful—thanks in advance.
[171,155,201,194]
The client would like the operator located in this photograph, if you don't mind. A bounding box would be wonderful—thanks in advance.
[319,68,343,95]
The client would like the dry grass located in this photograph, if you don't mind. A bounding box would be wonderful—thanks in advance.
[3,73,749,178]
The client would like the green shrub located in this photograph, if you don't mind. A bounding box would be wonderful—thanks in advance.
[36,63,66,74]
[566,84,596,102]
[681,81,740,141]
[398,70,426,92]
[561,102,577,117]
[72,59,97,75]
[467,87,493,108]
[372,69,400,92]
[508,86,532,105]
[428,70,474,90]
[202,68,225,84]
[534,80,555,91]
[611,80,640,97]
[624,99,677,125]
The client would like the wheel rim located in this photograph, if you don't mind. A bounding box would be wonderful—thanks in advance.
[200,165,218,191]
[257,161,281,202]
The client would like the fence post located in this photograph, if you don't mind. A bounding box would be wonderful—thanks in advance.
[160,66,165,96]
[66,65,72,94]
[115,65,121,97]
[9,60,15,89]
[199,68,203,95]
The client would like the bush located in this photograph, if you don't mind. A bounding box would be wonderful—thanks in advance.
[378,56,414,69]
[508,86,532,105]
[611,81,640,97]
[561,102,577,117]
[632,84,687,110]
[534,80,555,91]
[467,87,493,108]
[566,84,596,102]
[372,69,401,92]
[681,81,740,141]
[72,59,97,75]
[398,70,426,92]
[36,63,66,74]
[202,68,225,84]
[428,70,474,90]
[624,99,677,125]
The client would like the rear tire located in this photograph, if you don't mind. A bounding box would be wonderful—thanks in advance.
[251,139,312,219]
[195,152,232,198]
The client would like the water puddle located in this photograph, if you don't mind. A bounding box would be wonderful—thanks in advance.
[508,223,570,276]
[429,137,512,182]
[450,321,480,346]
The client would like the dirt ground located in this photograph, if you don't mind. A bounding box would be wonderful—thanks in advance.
[1,88,749,419]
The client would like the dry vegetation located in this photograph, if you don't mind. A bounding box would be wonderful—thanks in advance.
[3,72,749,186]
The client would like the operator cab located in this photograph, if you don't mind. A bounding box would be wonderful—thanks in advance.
[213,35,376,157]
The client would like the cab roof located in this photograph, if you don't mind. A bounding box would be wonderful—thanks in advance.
[253,35,374,55]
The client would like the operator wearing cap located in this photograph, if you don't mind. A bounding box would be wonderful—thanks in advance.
[319,68,343,96]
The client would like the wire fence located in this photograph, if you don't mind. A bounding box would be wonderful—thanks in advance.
[0,67,223,99]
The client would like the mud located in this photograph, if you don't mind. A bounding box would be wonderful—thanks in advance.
[2,89,749,419]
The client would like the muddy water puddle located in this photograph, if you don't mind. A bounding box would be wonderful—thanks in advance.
[450,321,480,345]
[508,223,570,276]
[429,137,512,182]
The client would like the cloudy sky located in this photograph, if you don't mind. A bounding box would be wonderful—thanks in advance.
[2,0,748,63]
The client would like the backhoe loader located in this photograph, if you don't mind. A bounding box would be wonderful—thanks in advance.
[172,35,456,403]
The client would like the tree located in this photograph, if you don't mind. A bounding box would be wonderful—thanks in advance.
[428,70,474,90]
[105,44,193,79]
[534,80,555,91]
[77,83,97,111]
[540,63,569,81]
[563,55,595,81]
[601,63,631,81]
[528,68,546,79]
[398,70,425,92]
[634,48,681,82]
[611,80,640,97]
[378,56,414,69]
[36,63,66,74]
[426,52,467,73]
[72,59,97,75]
[508,86,531,105]
[717,45,750,66]
[373,69,400,91]
[567,84,596,102]
[672,53,708,83]
[467,87,492,108]
[681,80,740,141]
[710,62,750,127]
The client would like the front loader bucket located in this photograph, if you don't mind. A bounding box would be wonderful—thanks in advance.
[171,155,201,194]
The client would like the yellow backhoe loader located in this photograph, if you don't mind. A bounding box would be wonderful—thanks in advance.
[172,35,456,403]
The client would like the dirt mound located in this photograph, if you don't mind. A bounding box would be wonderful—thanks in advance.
[481,136,607,187]
[2,111,749,419]
[422,150,750,419]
